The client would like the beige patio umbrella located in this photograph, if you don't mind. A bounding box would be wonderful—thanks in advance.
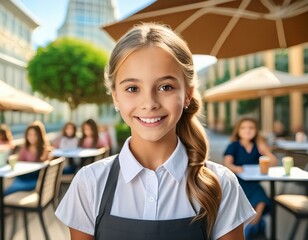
[103,0,308,58]
[204,66,308,102]
[0,80,53,114]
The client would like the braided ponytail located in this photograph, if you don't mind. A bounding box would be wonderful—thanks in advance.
[177,92,222,237]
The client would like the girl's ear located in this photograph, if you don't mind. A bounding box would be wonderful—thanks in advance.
[185,87,194,106]
[111,90,119,109]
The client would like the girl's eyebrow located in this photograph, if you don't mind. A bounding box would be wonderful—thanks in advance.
[119,75,178,85]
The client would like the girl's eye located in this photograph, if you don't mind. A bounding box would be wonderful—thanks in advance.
[159,85,173,91]
[126,86,139,92]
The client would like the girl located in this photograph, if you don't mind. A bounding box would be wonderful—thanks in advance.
[56,23,255,240]
[4,120,50,195]
[79,119,110,149]
[54,122,79,174]
[224,117,278,239]
[54,122,79,150]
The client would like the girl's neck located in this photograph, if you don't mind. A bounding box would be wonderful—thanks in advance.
[239,138,252,145]
[129,136,178,170]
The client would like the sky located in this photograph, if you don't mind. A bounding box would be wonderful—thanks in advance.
[18,0,216,70]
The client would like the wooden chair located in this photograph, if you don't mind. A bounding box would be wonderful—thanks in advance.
[4,157,65,240]
[274,194,308,240]
[274,164,308,240]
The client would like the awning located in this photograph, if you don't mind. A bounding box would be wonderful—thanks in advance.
[204,66,308,102]
[0,80,53,114]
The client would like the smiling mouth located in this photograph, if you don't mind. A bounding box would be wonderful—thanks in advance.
[138,117,163,124]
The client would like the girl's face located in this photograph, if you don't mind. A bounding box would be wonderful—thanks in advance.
[238,120,257,141]
[65,124,75,137]
[83,124,93,137]
[27,128,38,145]
[112,46,192,144]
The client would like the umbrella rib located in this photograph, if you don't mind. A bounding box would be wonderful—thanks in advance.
[211,0,251,57]
[275,19,287,48]
[261,0,308,19]
[176,7,261,33]
[124,0,234,21]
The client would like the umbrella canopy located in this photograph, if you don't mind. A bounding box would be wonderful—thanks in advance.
[0,80,53,114]
[204,66,308,102]
[103,0,308,58]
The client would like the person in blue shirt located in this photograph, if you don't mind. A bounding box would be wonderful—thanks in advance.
[224,117,278,239]
[56,23,256,240]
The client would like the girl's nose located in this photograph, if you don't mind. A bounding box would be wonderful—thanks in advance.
[141,91,160,110]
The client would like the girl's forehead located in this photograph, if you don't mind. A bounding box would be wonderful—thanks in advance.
[28,128,37,134]
[116,46,183,81]
[241,121,256,127]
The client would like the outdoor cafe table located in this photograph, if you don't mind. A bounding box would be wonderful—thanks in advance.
[236,165,308,240]
[51,147,106,169]
[0,161,47,240]
[274,140,308,155]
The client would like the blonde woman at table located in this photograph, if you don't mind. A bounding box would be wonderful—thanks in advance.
[223,117,278,240]
[4,120,50,195]
[56,23,256,240]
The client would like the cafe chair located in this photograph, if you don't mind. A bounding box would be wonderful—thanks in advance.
[4,157,65,240]
[274,193,308,240]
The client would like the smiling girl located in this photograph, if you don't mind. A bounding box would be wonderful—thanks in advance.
[56,23,255,240]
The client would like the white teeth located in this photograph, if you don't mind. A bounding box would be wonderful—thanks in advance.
[139,117,161,123]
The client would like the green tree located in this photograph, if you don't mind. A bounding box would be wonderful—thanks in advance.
[27,38,110,111]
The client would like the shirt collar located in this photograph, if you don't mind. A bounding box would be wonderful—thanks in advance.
[119,137,188,183]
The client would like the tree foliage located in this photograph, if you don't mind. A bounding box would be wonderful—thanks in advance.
[27,38,111,110]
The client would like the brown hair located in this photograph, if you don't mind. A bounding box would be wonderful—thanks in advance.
[79,119,99,148]
[230,117,260,142]
[24,121,49,161]
[62,122,77,138]
[0,124,13,143]
[104,23,221,236]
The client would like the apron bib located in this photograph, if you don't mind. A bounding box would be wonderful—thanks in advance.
[94,156,208,240]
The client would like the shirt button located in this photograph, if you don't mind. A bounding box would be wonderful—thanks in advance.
[150,197,154,202]
[149,172,155,176]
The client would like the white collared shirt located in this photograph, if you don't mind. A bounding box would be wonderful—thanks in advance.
[55,137,255,239]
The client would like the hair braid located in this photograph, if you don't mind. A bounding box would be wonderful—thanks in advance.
[177,95,222,237]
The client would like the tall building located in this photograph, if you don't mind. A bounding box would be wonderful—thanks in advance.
[0,0,43,125]
[58,0,116,53]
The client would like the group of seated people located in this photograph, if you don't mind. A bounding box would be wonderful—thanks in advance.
[0,118,111,197]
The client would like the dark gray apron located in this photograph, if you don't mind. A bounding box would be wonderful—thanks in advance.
[94,156,208,240]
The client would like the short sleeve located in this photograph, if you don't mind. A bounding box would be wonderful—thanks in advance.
[211,166,256,239]
[55,168,97,235]
[224,142,236,156]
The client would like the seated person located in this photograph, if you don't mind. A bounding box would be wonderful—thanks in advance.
[223,117,278,240]
[54,122,79,174]
[4,121,50,195]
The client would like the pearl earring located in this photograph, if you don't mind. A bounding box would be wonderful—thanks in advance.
[184,105,189,110]
[115,107,119,112]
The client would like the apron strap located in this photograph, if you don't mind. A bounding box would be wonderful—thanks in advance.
[94,155,120,236]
